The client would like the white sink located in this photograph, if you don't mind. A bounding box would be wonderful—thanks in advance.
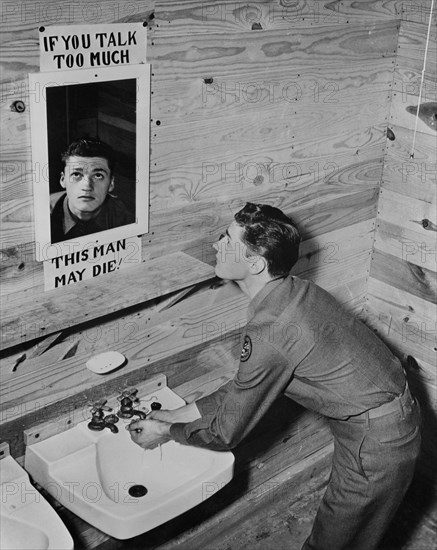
[25,383,234,540]
[0,444,73,550]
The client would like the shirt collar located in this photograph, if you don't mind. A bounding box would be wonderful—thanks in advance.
[62,196,77,234]
[246,275,288,321]
[62,196,107,234]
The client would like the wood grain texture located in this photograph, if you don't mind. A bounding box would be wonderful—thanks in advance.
[154,0,434,35]
[374,188,437,271]
[151,56,393,123]
[382,124,437,202]
[375,218,437,272]
[0,252,215,349]
[369,248,437,304]
[1,10,392,342]
[150,146,385,211]
[1,1,436,546]
[390,20,437,136]
[394,20,437,87]
[369,15,437,486]
[151,21,398,79]
[366,277,437,369]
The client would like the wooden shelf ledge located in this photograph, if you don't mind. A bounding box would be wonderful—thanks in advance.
[0,252,216,350]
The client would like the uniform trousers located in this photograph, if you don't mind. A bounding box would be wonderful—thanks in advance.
[302,384,421,550]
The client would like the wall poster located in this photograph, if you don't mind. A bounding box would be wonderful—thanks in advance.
[29,23,150,289]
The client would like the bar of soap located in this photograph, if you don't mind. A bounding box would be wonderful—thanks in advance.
[86,351,126,374]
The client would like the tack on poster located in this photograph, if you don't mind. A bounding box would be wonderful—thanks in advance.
[29,23,150,269]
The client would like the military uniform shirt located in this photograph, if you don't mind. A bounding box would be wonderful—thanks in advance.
[51,193,135,243]
[170,275,406,450]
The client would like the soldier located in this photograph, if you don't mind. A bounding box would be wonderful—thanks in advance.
[128,202,421,550]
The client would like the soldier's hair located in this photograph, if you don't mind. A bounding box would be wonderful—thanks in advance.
[234,202,301,277]
[61,138,116,174]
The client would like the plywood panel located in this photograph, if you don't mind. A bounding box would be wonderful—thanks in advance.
[393,20,437,89]
[151,58,393,123]
[370,248,436,306]
[149,138,385,210]
[375,219,437,272]
[390,21,437,136]
[151,21,398,79]
[0,252,215,349]
[366,277,437,368]
[391,94,437,136]
[382,124,437,202]
[372,14,437,485]
[150,113,387,182]
[155,0,434,35]
[374,188,437,271]
[294,219,374,289]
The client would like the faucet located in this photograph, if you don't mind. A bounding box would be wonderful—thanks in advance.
[88,400,120,433]
[117,389,147,420]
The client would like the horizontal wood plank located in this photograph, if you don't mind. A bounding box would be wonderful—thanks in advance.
[390,20,437,136]
[394,20,437,87]
[369,248,437,304]
[375,218,437,272]
[151,21,398,79]
[0,252,215,349]
[365,277,437,368]
[374,188,437,271]
[151,57,393,124]
[155,0,434,36]
[382,124,437,202]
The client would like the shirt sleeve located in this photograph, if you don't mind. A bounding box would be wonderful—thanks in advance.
[169,331,292,450]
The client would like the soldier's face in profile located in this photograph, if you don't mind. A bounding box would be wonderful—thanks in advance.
[213,221,254,281]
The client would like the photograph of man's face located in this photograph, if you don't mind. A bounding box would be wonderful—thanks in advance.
[46,80,138,244]
[60,156,115,220]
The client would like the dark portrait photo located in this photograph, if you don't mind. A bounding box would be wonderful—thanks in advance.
[46,79,137,243]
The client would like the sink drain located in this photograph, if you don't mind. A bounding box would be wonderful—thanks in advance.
[128,484,148,498]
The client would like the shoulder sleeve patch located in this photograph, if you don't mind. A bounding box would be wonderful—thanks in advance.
[240,335,252,362]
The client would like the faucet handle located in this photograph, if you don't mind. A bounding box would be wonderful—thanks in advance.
[89,399,112,414]
[117,388,139,402]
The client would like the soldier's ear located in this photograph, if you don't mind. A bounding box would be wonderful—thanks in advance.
[60,172,66,189]
[249,255,267,275]
[108,176,115,193]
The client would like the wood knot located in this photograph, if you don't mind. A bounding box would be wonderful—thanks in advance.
[386,128,395,141]
[422,219,437,231]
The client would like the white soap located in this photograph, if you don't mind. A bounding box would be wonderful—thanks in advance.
[86,351,126,374]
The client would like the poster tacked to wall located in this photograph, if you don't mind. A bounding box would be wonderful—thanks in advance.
[38,23,147,72]
[29,23,149,289]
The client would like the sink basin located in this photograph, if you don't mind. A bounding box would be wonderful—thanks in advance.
[25,383,234,540]
[0,444,73,550]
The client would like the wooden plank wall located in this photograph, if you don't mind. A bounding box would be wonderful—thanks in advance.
[365,15,437,481]
[1,0,401,355]
[0,0,402,449]
[0,1,435,547]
